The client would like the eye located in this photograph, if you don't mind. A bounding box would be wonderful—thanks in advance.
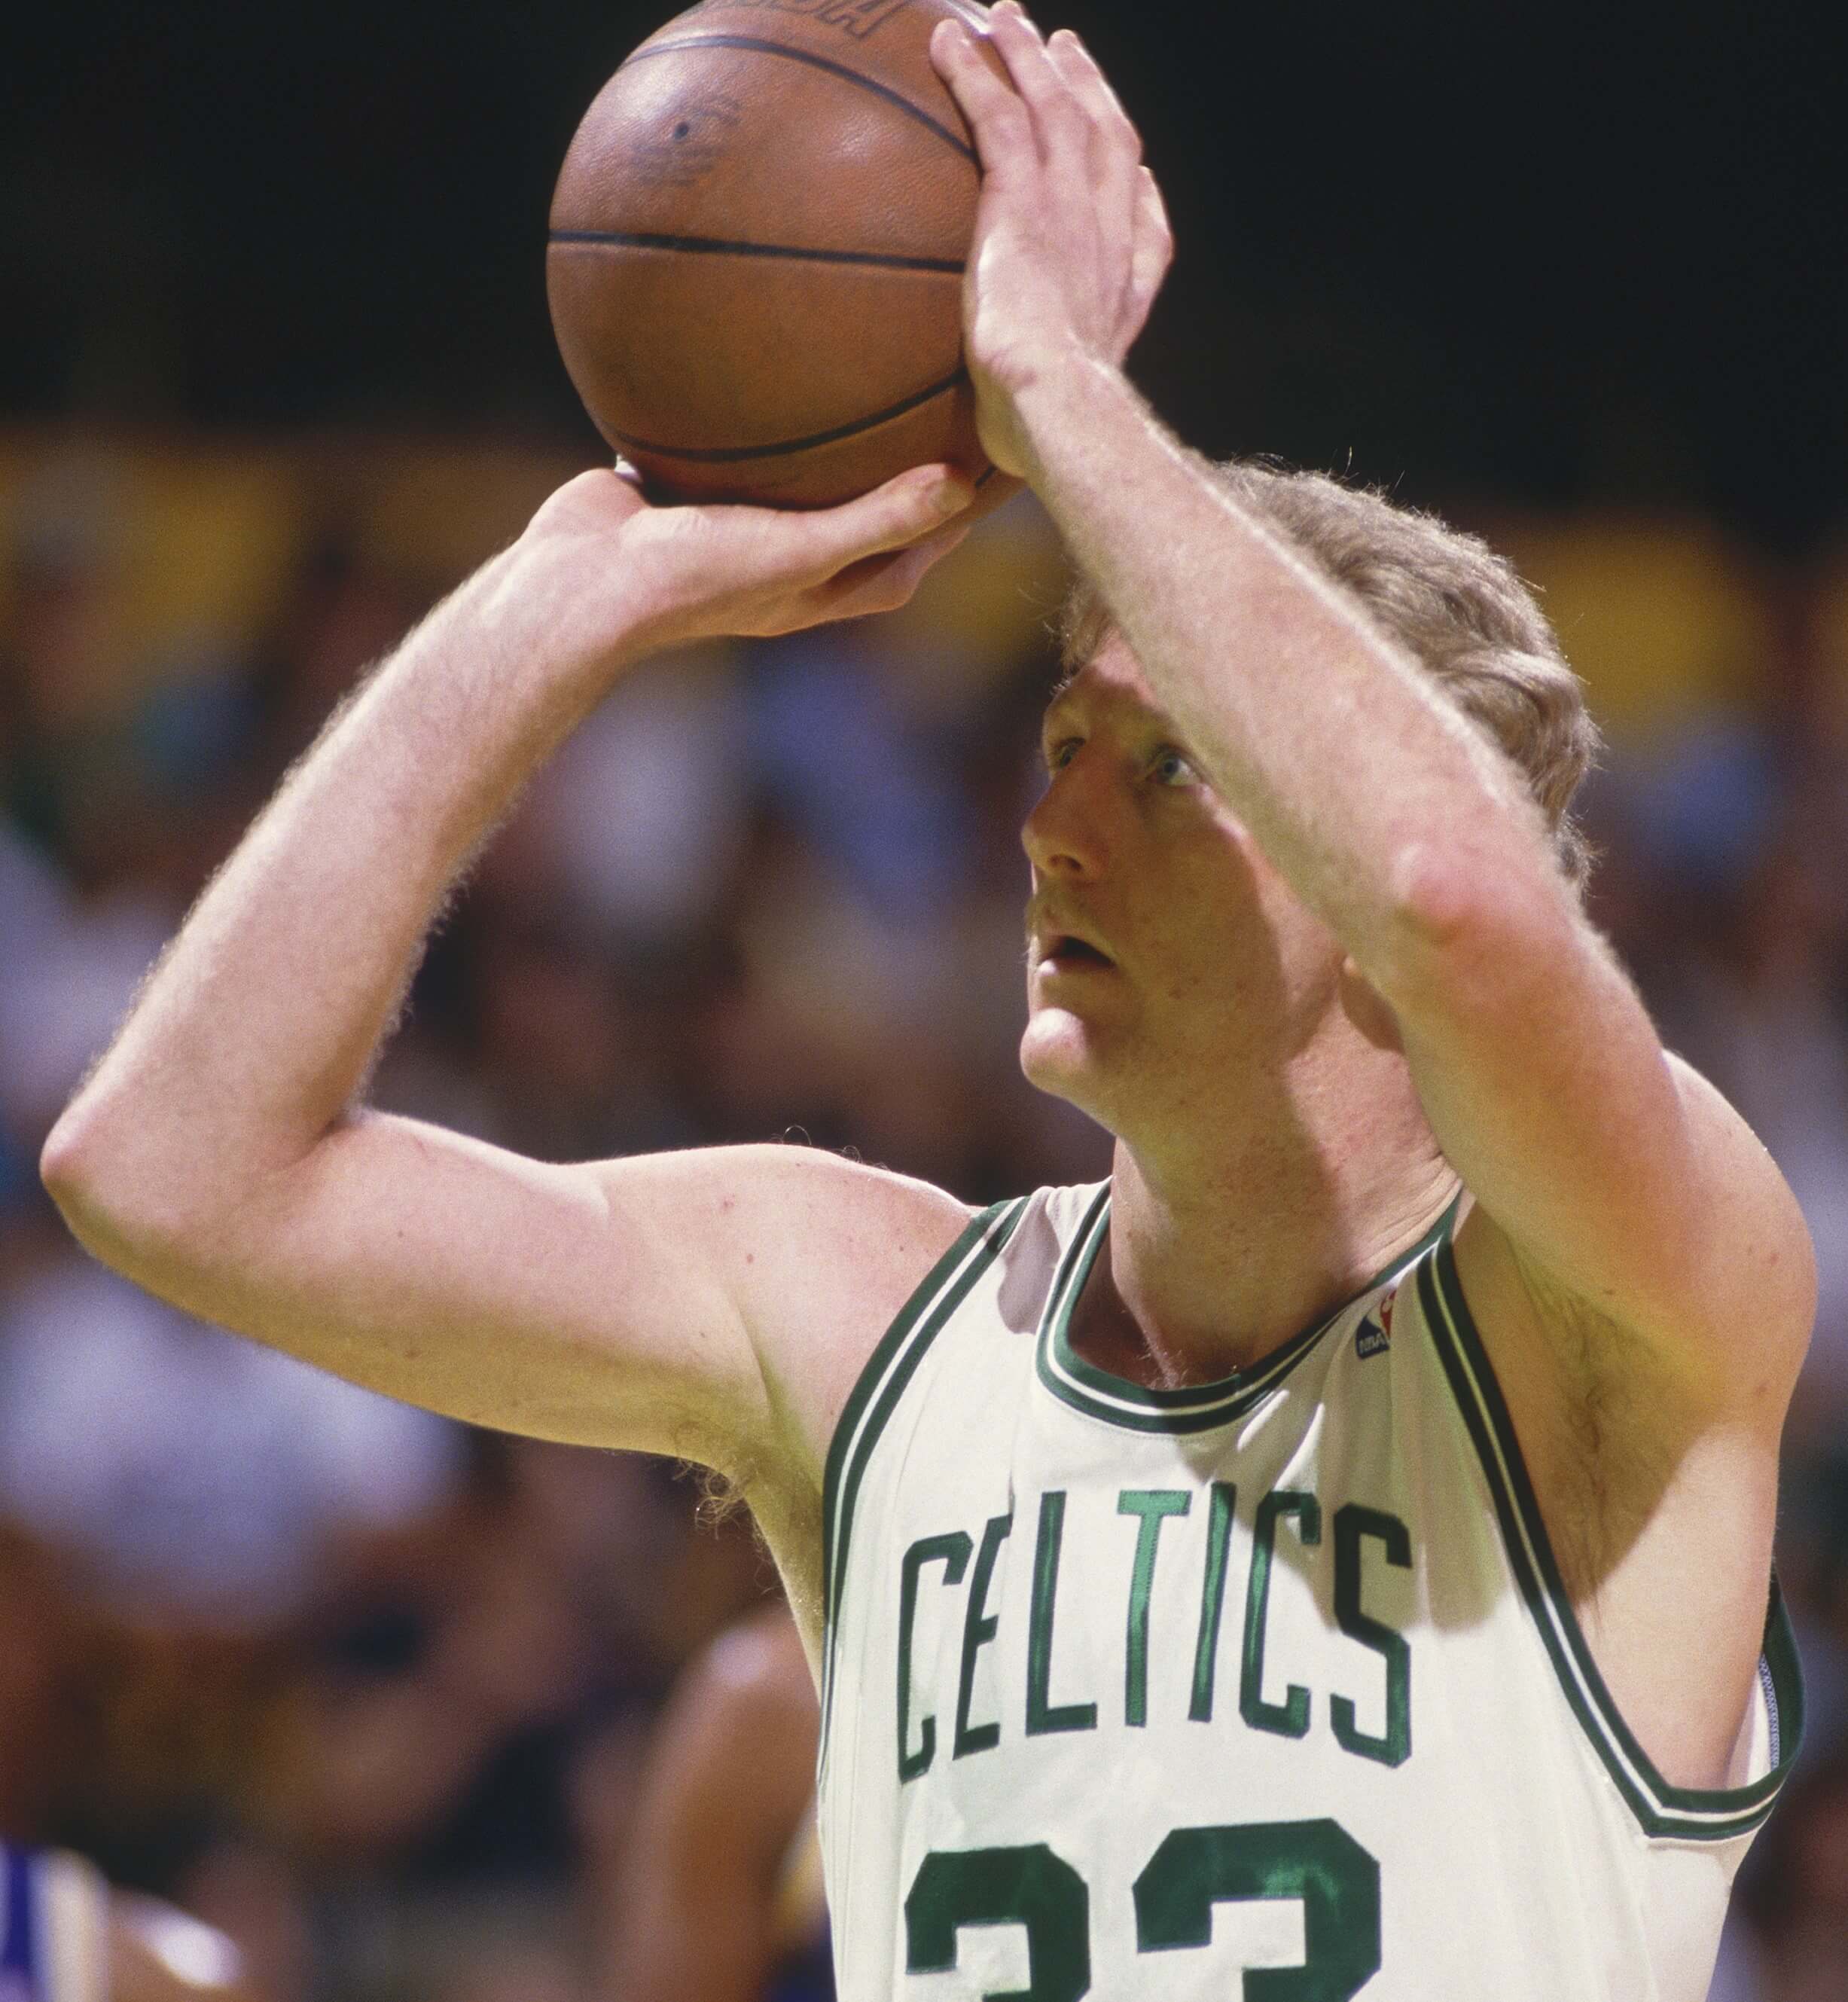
[1148,746,1196,787]
[1045,737,1081,774]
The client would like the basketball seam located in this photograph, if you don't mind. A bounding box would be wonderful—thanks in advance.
[605,368,967,463]
[549,228,963,274]
[622,34,977,163]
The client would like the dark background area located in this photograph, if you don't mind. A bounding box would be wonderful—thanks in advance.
[5,0,1844,540]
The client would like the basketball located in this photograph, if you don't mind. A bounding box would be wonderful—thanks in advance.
[546,0,1011,511]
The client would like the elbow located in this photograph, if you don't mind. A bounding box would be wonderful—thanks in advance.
[39,1091,210,1273]
[40,1095,106,1222]
[1372,838,1578,1013]
[41,1095,144,1261]
[44,1082,322,1279]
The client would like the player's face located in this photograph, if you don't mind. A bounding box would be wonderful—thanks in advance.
[1020,637,1344,1133]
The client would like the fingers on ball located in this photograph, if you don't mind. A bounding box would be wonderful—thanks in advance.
[988,7,1088,154]
[1138,166,1176,258]
[1050,32,1144,164]
[932,22,1034,156]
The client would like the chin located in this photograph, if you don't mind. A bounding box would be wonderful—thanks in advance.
[1020,1012,1108,1114]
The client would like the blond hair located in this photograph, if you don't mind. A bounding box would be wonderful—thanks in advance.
[1058,462,1603,886]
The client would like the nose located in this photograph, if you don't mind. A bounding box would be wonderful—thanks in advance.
[1022,758,1108,880]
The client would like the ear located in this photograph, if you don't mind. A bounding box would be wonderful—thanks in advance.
[1338,957,1404,1054]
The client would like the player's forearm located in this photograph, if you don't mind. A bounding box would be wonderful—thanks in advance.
[1017,362,1569,984]
[42,538,632,1245]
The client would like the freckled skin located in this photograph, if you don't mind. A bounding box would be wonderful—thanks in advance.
[1020,638,1345,1145]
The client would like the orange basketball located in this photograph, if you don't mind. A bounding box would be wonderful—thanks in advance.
[546,0,1010,511]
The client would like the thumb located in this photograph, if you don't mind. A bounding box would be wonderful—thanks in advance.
[788,465,975,580]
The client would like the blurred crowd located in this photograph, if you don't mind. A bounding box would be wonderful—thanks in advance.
[2,426,1847,2002]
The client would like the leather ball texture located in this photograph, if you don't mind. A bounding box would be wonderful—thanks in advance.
[547,0,1011,511]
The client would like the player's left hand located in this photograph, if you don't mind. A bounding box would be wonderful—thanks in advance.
[930,2,1173,481]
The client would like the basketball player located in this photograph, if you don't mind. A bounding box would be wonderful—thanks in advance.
[41,3,1811,1994]
[0,1842,258,2002]
[602,1606,831,2002]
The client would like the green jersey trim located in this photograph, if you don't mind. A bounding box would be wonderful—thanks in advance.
[1035,1186,1462,1436]
[819,1197,1029,1761]
[1420,1242,1804,1841]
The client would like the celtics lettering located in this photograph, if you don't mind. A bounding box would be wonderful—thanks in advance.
[895,1482,1413,1781]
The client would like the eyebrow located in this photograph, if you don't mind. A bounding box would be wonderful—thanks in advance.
[1041,669,1084,737]
[1038,691,1075,758]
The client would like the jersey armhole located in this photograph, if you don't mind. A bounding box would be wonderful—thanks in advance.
[1417,1240,1805,1842]
[817,1195,1029,1769]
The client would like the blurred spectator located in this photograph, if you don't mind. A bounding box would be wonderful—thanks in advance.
[526,643,751,957]
[0,1836,266,2002]
[0,1250,462,1628]
[593,1604,828,2002]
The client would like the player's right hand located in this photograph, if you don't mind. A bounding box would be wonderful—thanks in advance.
[510,461,975,670]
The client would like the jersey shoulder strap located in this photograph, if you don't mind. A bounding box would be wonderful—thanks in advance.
[820,1192,1048,1737]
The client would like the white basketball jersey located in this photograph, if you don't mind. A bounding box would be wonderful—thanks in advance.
[817,1183,1802,2002]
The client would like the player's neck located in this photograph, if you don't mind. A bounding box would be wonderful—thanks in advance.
[1085,1041,1456,1389]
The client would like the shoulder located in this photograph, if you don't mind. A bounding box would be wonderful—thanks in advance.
[685,1603,819,1740]
[1657,1050,1816,1383]
[1440,1036,1816,1600]
[1454,1047,1813,1439]
[1442,1135,1801,1788]
[709,1145,978,1357]
[590,1143,974,1277]
[608,1144,978,1490]
[638,1607,819,1863]
[746,1146,979,1265]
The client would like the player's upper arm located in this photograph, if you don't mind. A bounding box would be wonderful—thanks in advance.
[49,1106,970,1482]
[605,1610,821,2002]
[1381,856,1814,1415]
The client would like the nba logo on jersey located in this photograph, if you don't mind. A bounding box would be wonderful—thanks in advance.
[1356,1286,1397,1359]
